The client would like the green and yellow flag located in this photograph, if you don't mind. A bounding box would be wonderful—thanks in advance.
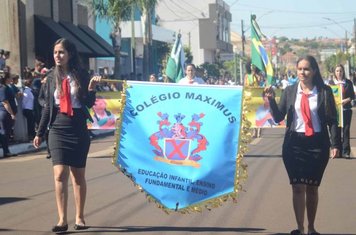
[251,15,274,85]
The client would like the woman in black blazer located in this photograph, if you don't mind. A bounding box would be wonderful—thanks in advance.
[329,64,355,158]
[265,55,340,235]
[33,38,101,232]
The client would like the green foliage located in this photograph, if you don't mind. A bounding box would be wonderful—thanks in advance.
[199,62,221,78]
[184,46,193,64]
[223,59,240,82]
[90,0,132,26]
[279,43,292,55]
[324,52,350,73]
[277,36,289,43]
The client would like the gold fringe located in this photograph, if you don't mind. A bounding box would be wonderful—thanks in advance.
[113,85,251,213]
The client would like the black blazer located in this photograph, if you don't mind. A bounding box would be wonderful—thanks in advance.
[269,83,340,149]
[36,70,96,137]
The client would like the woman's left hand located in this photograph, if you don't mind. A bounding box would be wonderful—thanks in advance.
[88,75,102,91]
[330,148,340,159]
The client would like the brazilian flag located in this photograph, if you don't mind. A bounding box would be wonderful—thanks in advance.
[251,15,274,86]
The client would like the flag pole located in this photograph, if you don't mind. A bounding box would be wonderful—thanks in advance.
[101,78,125,83]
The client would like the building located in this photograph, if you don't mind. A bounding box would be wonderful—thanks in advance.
[0,0,113,141]
[0,0,113,76]
[155,0,233,65]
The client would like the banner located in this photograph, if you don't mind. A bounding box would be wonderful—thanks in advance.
[245,87,285,128]
[114,81,247,212]
[245,86,343,128]
[330,84,343,127]
[87,91,121,130]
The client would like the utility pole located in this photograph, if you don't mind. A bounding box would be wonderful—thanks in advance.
[131,4,136,79]
[353,18,356,70]
[241,19,245,57]
[240,19,245,85]
[188,32,191,49]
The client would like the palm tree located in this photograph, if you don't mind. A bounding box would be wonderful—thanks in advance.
[89,0,132,79]
[134,0,159,80]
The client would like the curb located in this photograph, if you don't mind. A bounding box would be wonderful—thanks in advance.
[0,130,115,158]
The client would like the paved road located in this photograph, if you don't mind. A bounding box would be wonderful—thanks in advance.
[1,134,356,235]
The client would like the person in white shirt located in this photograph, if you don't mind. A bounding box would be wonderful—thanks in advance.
[178,64,205,84]
[22,78,35,140]
[281,75,289,89]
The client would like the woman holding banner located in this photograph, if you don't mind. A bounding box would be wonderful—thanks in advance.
[33,38,101,232]
[265,55,340,235]
[329,64,355,158]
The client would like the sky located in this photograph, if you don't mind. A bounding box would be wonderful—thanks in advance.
[224,0,356,40]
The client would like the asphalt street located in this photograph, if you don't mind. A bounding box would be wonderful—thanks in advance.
[1,120,356,234]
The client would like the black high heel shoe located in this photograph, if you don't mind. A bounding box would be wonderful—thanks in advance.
[51,224,68,233]
[73,223,88,230]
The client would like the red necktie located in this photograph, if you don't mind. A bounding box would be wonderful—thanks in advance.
[300,93,314,136]
[60,77,73,116]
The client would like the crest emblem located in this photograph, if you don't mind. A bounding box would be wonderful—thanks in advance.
[149,112,208,168]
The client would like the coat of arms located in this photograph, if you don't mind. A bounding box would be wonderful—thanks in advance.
[149,112,208,168]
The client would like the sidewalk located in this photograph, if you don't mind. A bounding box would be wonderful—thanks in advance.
[0,130,115,158]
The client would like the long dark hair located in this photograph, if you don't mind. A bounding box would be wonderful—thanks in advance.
[53,38,82,95]
[296,55,324,88]
[334,64,346,81]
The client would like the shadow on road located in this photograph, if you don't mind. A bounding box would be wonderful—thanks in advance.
[0,197,28,206]
[75,225,266,233]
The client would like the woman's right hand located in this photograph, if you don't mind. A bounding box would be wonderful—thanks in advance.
[264,86,275,99]
[33,136,42,149]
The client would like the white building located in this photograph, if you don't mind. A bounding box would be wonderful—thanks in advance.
[155,0,233,65]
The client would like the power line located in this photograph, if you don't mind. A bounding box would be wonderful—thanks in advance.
[180,0,207,17]
[168,0,201,19]
[230,3,356,15]
[161,0,183,18]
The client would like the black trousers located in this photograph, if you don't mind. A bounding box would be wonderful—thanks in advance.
[23,109,35,139]
[0,111,12,154]
[341,109,352,155]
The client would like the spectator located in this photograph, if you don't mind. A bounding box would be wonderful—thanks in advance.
[178,64,205,84]
[149,74,157,82]
[5,72,20,142]
[0,49,5,70]
[22,78,35,140]
[0,73,17,157]
[244,63,262,87]
[281,74,289,89]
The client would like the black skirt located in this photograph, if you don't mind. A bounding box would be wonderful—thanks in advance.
[49,108,90,168]
[282,132,329,186]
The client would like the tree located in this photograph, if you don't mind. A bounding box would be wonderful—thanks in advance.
[89,0,132,79]
[199,62,220,79]
[183,46,193,64]
[135,0,159,80]
[324,52,350,74]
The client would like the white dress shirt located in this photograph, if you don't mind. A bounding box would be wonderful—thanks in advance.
[292,83,321,133]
